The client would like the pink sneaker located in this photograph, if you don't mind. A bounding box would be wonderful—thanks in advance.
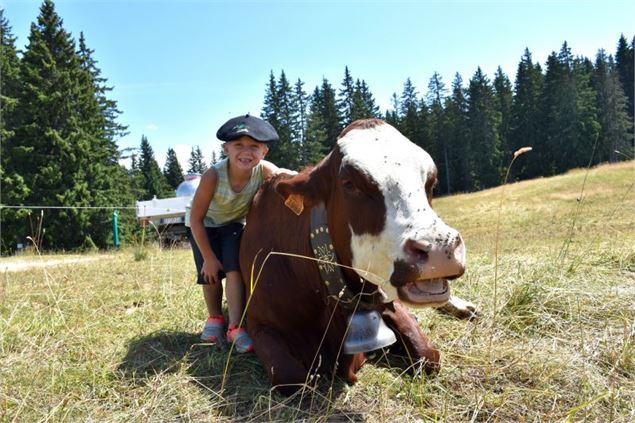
[201,315,225,343]
[226,325,254,353]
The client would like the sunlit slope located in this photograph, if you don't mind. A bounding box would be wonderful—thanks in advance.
[434,160,634,257]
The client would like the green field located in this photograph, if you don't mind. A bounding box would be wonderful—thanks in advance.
[1,161,634,422]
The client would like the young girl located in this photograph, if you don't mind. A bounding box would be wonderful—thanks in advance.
[186,114,283,353]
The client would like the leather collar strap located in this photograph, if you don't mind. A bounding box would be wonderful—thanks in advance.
[310,203,380,310]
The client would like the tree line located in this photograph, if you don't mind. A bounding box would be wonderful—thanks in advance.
[1,1,633,253]
[262,44,633,194]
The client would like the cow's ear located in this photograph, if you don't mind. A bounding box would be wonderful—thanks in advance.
[276,162,330,215]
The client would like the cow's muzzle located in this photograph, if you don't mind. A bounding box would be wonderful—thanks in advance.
[390,227,466,307]
[403,232,466,280]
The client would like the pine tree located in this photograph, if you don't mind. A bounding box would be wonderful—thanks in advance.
[261,71,279,130]
[303,87,329,166]
[510,48,544,179]
[77,32,128,144]
[615,34,634,120]
[399,78,419,143]
[163,147,184,189]
[187,145,207,174]
[7,0,134,250]
[0,9,29,252]
[360,80,381,118]
[139,135,171,200]
[292,78,309,147]
[426,72,446,106]
[350,79,381,122]
[261,71,281,164]
[417,98,432,155]
[317,78,341,150]
[541,43,600,174]
[574,56,602,165]
[426,72,450,193]
[493,67,513,159]
[466,67,502,189]
[443,73,469,192]
[385,93,401,129]
[540,49,571,174]
[210,150,218,166]
[276,70,299,169]
[0,10,20,136]
[592,50,632,162]
[75,32,135,248]
[337,66,355,126]
[260,70,299,169]
[10,0,84,249]
[350,79,368,122]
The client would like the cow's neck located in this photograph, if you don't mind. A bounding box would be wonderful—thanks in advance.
[310,203,380,310]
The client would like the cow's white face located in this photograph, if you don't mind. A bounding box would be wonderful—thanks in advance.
[338,123,466,307]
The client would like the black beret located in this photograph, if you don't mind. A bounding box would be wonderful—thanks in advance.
[216,114,279,143]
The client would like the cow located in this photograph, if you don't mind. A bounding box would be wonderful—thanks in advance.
[239,118,473,395]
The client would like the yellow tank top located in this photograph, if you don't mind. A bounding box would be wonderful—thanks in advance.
[185,158,263,227]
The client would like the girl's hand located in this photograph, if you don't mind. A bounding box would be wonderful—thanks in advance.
[201,257,223,284]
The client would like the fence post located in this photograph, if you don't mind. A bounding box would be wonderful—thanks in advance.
[112,211,120,248]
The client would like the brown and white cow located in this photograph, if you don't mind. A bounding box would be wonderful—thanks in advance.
[240,119,473,395]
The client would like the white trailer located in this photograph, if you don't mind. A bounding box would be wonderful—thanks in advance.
[135,174,200,244]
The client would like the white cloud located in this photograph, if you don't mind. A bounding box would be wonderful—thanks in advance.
[146,123,159,131]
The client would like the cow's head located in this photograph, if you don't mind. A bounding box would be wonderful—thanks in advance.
[277,119,465,308]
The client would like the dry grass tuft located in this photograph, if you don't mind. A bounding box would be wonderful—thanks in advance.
[1,161,634,421]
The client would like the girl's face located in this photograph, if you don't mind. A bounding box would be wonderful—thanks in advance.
[223,136,269,171]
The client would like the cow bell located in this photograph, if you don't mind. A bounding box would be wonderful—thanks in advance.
[343,310,397,354]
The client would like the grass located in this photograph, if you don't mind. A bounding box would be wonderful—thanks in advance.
[1,160,634,421]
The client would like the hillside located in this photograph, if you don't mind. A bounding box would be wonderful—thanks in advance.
[1,161,634,421]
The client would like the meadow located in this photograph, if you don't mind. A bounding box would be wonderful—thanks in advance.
[1,160,634,422]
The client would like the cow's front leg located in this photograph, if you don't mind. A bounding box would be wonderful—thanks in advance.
[252,328,308,396]
[381,301,440,374]
[342,352,366,384]
[436,295,478,320]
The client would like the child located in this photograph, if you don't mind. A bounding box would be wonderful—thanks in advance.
[186,114,283,353]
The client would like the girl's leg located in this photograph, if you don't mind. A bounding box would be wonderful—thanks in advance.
[202,282,223,318]
[224,271,245,327]
[224,270,253,352]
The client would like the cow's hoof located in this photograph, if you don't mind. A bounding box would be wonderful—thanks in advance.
[419,350,441,375]
[436,296,479,320]
[424,361,440,375]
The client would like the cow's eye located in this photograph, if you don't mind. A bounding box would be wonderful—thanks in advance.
[342,180,355,191]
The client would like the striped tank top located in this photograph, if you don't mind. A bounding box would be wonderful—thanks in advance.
[185,158,263,228]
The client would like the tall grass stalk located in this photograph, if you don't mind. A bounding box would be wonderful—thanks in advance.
[557,134,600,262]
[25,234,67,326]
[492,147,532,329]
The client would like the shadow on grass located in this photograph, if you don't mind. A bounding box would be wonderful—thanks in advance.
[117,330,366,421]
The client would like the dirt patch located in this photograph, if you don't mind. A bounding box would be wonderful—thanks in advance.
[1,256,112,273]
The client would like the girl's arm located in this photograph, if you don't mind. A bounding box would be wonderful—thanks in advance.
[261,159,298,179]
[189,167,223,284]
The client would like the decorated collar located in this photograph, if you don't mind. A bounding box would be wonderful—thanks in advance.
[310,203,380,310]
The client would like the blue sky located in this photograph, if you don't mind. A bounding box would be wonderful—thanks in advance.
[3,0,634,168]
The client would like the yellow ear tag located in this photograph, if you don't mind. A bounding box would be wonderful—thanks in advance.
[284,194,304,216]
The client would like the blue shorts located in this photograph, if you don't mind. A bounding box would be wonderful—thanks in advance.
[187,222,244,284]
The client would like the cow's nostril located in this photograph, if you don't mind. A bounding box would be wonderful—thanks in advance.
[404,239,430,262]
[452,235,465,260]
